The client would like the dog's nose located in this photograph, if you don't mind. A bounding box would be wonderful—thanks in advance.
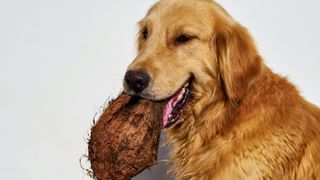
[125,70,150,93]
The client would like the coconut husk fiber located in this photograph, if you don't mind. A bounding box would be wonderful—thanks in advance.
[88,93,163,180]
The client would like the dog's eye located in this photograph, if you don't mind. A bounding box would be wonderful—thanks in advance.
[142,29,148,39]
[175,34,191,44]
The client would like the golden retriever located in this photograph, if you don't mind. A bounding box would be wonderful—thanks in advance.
[123,0,320,179]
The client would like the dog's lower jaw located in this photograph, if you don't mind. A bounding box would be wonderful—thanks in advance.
[166,83,235,179]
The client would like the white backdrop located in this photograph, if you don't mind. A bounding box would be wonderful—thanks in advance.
[0,0,319,180]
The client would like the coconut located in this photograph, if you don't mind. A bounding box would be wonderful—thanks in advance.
[88,93,163,180]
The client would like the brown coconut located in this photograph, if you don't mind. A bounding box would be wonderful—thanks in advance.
[88,93,163,180]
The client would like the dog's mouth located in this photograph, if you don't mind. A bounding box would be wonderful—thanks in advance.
[162,79,192,128]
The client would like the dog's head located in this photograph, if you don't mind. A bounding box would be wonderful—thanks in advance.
[123,0,262,128]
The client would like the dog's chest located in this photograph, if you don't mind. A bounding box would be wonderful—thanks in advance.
[173,134,285,179]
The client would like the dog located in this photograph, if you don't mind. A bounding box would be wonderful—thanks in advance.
[123,0,320,179]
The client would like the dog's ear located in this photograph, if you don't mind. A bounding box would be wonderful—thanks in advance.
[216,24,262,100]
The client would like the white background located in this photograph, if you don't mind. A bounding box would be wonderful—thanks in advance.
[0,0,319,180]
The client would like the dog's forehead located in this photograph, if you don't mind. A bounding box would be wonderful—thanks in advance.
[141,0,233,37]
[145,0,214,29]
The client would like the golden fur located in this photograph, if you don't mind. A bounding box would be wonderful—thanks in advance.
[125,0,320,179]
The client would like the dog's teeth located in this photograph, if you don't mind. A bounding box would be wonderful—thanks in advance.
[177,89,185,100]
[181,88,185,95]
[169,114,172,119]
[184,83,189,88]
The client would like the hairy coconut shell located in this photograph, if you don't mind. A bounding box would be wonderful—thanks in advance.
[88,93,163,180]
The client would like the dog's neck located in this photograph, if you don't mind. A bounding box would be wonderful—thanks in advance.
[166,79,238,177]
[166,67,268,178]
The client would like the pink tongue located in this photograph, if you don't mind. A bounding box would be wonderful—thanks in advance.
[162,89,183,127]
